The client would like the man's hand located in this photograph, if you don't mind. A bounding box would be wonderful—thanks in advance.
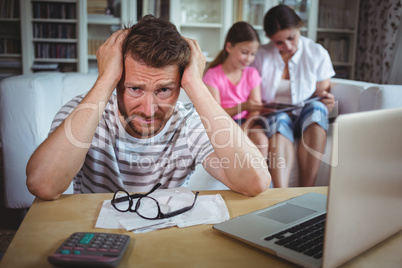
[180,37,206,92]
[96,29,128,90]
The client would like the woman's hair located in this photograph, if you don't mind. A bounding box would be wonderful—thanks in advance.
[206,21,260,71]
[122,15,190,77]
[263,4,304,38]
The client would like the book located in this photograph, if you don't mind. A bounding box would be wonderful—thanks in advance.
[261,96,323,115]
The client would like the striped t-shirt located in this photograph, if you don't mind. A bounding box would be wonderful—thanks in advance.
[50,93,215,193]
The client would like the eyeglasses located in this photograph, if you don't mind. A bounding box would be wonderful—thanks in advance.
[111,183,199,220]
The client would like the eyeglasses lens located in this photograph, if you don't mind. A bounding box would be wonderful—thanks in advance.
[113,191,130,211]
[136,197,159,219]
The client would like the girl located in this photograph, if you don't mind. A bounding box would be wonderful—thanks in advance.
[203,22,268,163]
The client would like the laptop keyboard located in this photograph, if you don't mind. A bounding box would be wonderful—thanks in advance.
[264,214,326,259]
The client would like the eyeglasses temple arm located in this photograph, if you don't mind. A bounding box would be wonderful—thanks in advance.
[162,192,199,218]
[115,183,163,202]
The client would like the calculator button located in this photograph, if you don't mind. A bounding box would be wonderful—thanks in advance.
[80,233,95,244]
[73,251,81,255]
[60,250,70,255]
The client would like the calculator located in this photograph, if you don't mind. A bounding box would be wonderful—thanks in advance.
[48,232,130,267]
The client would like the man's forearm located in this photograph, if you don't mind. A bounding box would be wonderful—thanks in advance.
[26,81,114,200]
[180,37,270,195]
[187,83,270,196]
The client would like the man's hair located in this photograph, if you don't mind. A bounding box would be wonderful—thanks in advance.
[263,4,304,38]
[122,15,190,77]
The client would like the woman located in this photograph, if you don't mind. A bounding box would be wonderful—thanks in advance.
[252,4,336,187]
[203,22,269,161]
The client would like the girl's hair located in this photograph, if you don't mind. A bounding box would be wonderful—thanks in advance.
[263,4,304,38]
[206,21,260,71]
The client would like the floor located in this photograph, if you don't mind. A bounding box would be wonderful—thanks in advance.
[0,231,16,260]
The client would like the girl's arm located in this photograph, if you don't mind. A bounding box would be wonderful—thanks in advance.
[206,84,263,118]
[241,85,263,131]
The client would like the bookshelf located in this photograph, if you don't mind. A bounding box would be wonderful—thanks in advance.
[0,0,22,80]
[316,0,360,79]
[170,0,233,63]
[0,0,360,80]
[233,0,360,80]
[233,0,318,45]
[81,0,134,73]
[28,0,79,72]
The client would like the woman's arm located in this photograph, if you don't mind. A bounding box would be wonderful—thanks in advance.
[315,78,335,112]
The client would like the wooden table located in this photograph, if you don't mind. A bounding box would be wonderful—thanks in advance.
[1,187,401,268]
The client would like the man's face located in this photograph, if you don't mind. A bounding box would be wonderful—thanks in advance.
[117,56,181,139]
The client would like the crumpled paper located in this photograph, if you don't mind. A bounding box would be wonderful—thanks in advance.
[95,187,229,233]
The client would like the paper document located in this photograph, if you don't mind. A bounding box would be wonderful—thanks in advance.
[95,187,230,233]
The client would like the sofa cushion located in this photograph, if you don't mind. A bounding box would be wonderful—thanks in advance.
[359,85,402,112]
[330,78,376,115]
[0,73,96,208]
[61,73,97,104]
[1,73,63,208]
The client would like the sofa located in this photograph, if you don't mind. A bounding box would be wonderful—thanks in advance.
[1,72,401,209]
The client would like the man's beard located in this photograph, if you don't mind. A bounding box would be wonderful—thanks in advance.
[122,111,166,138]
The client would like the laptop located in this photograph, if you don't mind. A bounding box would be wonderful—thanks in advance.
[213,107,402,268]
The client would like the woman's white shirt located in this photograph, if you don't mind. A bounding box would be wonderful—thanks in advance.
[252,36,335,104]
[275,79,292,104]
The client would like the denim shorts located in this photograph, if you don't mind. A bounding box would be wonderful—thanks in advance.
[234,118,247,125]
[258,101,329,143]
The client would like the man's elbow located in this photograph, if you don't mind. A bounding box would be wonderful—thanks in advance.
[27,182,62,201]
[241,169,271,197]
[26,173,62,201]
[247,178,270,197]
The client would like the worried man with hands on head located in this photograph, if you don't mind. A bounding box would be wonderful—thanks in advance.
[26,15,271,200]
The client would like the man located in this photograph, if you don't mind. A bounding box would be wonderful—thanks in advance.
[26,15,270,200]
